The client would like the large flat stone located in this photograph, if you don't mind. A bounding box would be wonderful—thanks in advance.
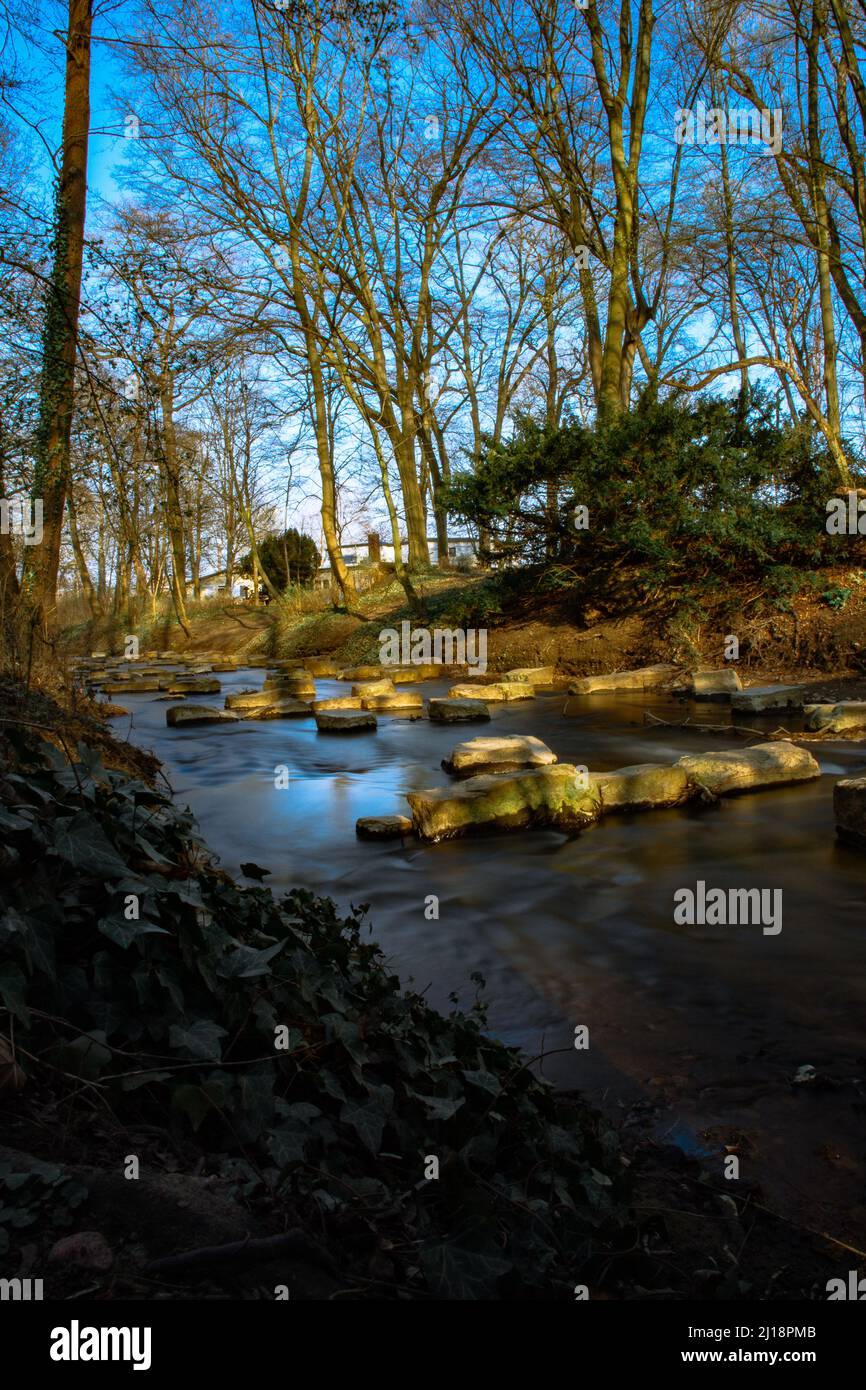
[166,704,239,727]
[689,669,743,699]
[805,702,866,735]
[406,764,600,842]
[447,682,534,702]
[312,696,363,712]
[834,776,866,846]
[503,666,558,687]
[427,698,491,723]
[315,709,377,732]
[164,678,221,694]
[676,741,819,795]
[568,664,680,694]
[731,684,805,714]
[337,665,386,682]
[443,735,557,776]
[362,692,424,712]
[224,689,286,710]
[352,678,395,697]
[590,763,692,810]
[101,680,161,693]
[239,699,311,719]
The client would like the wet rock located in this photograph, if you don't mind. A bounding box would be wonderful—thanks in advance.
[503,666,559,687]
[262,674,316,697]
[590,762,692,810]
[568,663,680,694]
[352,677,395,697]
[443,734,557,776]
[688,669,743,699]
[239,699,311,719]
[312,696,364,712]
[315,709,377,732]
[407,764,600,842]
[834,776,866,847]
[164,678,221,694]
[337,665,386,681]
[805,701,866,735]
[387,664,464,682]
[101,679,161,693]
[676,741,819,795]
[447,681,534,702]
[731,684,805,714]
[100,703,130,717]
[224,689,291,710]
[304,656,340,677]
[166,705,239,727]
[356,815,415,840]
[362,691,424,712]
[427,697,491,723]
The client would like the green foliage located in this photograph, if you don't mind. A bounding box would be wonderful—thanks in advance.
[0,734,625,1298]
[820,585,851,610]
[239,529,321,590]
[445,395,861,616]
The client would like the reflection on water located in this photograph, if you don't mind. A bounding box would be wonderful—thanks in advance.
[112,668,866,1234]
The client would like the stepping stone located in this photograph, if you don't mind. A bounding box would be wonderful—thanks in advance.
[315,709,377,732]
[362,692,424,712]
[590,763,692,810]
[225,688,313,709]
[676,741,819,795]
[356,815,414,841]
[504,666,559,687]
[263,674,316,696]
[164,679,221,694]
[337,665,386,681]
[443,735,557,775]
[304,656,340,677]
[312,696,363,712]
[688,669,743,699]
[352,678,395,697]
[166,705,239,727]
[834,776,866,847]
[239,699,311,719]
[427,698,491,723]
[447,682,533,702]
[101,680,161,693]
[407,764,600,842]
[569,664,680,694]
[805,702,866,735]
[731,684,805,714]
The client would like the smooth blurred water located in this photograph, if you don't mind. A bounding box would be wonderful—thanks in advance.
[110,668,866,1231]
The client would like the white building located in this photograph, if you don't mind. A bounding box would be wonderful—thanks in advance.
[314,533,479,589]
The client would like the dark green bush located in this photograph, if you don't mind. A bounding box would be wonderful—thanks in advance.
[445,394,861,615]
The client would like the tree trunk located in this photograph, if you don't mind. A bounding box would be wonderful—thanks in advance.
[23,0,92,631]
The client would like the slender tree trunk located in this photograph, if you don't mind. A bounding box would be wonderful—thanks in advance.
[23,0,92,631]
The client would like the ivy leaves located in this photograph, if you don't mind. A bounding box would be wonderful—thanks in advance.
[0,736,625,1297]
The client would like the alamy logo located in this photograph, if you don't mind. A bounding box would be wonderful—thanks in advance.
[0,1277,43,1300]
[0,496,43,545]
[49,1320,152,1371]
[379,620,487,673]
[827,1270,866,1299]
[674,100,782,155]
[674,881,782,935]
[826,491,866,534]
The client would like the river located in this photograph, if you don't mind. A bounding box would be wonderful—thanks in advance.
[111,666,866,1245]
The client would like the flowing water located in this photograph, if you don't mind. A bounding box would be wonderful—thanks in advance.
[113,669,866,1241]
